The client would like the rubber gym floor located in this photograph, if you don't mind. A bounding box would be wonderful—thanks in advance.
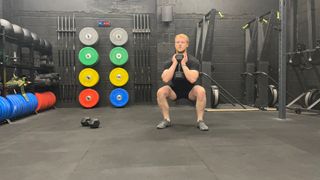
[0,105,319,180]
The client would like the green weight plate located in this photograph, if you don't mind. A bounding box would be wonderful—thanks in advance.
[79,47,99,66]
[109,47,128,66]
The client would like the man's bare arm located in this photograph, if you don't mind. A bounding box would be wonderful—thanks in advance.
[161,62,178,83]
[181,65,199,84]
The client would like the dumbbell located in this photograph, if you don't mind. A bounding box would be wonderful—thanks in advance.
[81,117,91,126]
[175,53,184,79]
[80,117,100,128]
[88,118,100,129]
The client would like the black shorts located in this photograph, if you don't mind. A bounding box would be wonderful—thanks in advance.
[170,85,194,100]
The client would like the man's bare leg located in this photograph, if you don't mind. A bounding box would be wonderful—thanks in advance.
[189,85,209,131]
[156,86,177,129]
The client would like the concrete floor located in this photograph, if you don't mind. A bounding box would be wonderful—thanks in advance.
[0,105,320,180]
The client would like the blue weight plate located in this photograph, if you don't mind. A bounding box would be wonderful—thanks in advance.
[2,97,11,119]
[28,93,37,112]
[10,95,21,117]
[0,97,6,120]
[22,93,33,114]
[8,96,17,118]
[0,97,11,120]
[23,94,32,114]
[24,93,35,114]
[109,88,129,108]
[16,95,27,116]
[4,96,13,119]
[22,93,32,114]
[25,94,33,114]
[15,95,26,117]
[6,95,20,119]
[26,93,38,113]
[26,93,34,112]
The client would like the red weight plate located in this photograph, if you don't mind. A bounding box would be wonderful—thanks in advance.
[46,91,54,108]
[49,92,57,107]
[35,93,42,112]
[41,92,50,110]
[79,88,99,108]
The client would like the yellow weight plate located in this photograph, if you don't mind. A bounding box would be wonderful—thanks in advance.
[79,68,100,87]
[109,67,129,87]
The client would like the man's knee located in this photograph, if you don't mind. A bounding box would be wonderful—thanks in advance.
[157,87,170,98]
[195,86,206,100]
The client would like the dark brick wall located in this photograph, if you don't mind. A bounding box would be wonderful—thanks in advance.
[156,0,278,100]
[5,12,158,107]
[0,0,3,17]
[296,0,320,45]
[287,0,320,97]
[2,0,280,106]
[3,0,156,14]
[2,0,157,107]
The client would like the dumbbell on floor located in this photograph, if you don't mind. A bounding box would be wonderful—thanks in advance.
[80,117,100,128]
[88,118,100,129]
[81,117,91,127]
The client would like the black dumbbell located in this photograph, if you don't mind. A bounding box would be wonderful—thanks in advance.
[81,117,91,127]
[88,118,100,129]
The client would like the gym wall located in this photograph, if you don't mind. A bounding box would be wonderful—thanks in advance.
[287,0,320,97]
[0,0,3,17]
[3,0,157,107]
[2,0,278,106]
[156,0,278,101]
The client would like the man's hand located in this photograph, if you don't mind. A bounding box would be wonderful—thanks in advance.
[171,54,178,65]
[180,53,198,84]
[180,52,188,66]
[161,54,179,83]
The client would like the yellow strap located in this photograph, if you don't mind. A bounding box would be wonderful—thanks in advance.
[277,11,280,20]
[262,18,268,24]
[21,86,29,102]
[218,11,224,18]
[242,24,249,30]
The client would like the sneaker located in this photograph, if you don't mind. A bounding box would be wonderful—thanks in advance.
[157,120,171,129]
[197,120,209,131]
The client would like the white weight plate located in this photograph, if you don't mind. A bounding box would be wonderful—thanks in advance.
[79,27,99,46]
[110,28,128,46]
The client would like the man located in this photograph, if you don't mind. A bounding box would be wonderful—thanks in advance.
[156,33,209,131]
